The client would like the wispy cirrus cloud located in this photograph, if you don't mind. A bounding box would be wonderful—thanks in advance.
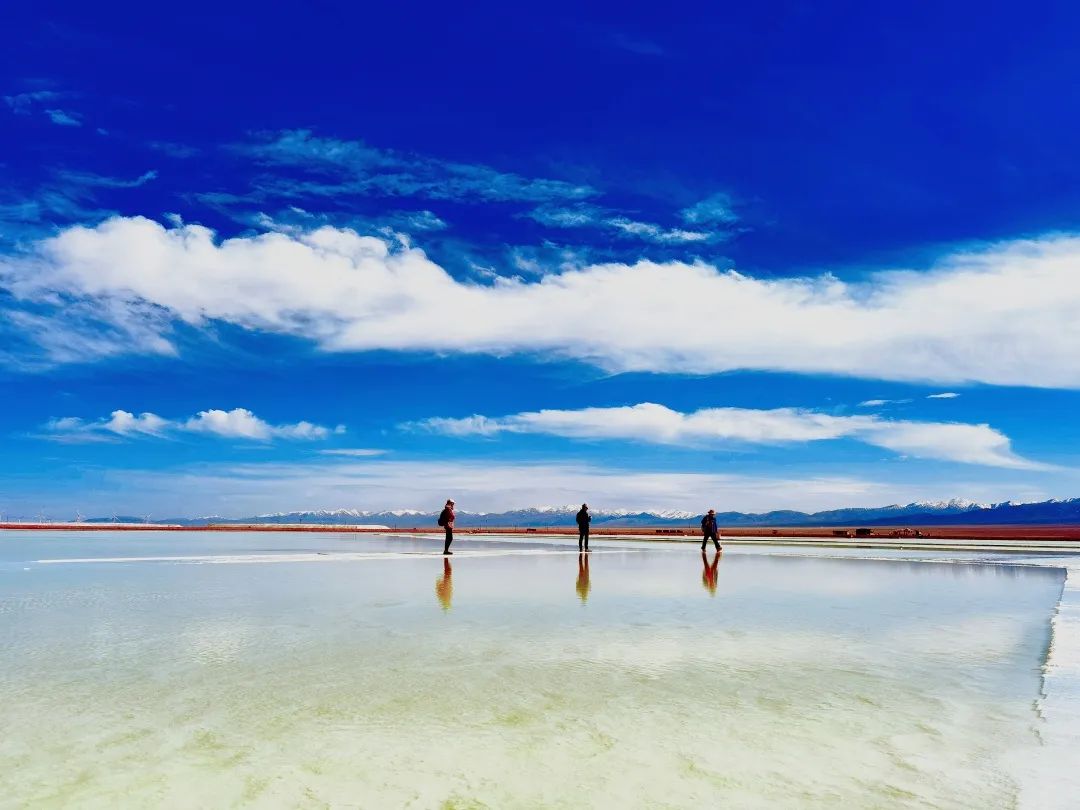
[680,192,739,227]
[232,130,728,247]
[4,90,63,114]
[412,402,1049,470]
[42,407,344,443]
[44,109,82,127]
[237,129,595,205]
[55,169,158,189]
[859,392,961,407]
[4,217,1080,388]
[528,203,715,245]
[0,168,159,249]
[4,90,84,128]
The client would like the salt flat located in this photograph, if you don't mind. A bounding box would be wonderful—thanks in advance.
[1,530,1076,808]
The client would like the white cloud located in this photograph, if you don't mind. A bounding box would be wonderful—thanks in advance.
[857,398,911,407]
[43,407,337,442]
[414,402,1048,469]
[5,217,1080,388]
[927,392,960,399]
[184,408,333,440]
[104,410,171,436]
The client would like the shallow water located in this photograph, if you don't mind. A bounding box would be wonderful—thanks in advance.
[0,531,1068,808]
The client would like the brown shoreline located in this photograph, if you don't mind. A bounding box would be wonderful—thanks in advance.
[3,523,1080,541]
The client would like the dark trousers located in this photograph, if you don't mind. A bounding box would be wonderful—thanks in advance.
[702,531,721,550]
[444,526,453,553]
[578,527,589,550]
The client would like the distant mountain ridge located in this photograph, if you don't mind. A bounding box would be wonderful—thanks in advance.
[81,498,1080,527]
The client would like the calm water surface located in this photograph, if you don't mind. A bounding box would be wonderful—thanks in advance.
[0,531,1066,808]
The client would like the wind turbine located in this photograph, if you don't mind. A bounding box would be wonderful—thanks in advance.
[143,514,152,525]
[74,509,85,523]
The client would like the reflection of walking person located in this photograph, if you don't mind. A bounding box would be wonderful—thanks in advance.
[700,509,722,552]
[576,503,591,552]
[701,550,720,596]
[438,499,456,555]
[576,552,591,603]
[436,557,453,610]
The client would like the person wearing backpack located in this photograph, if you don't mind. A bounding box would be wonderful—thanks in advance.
[438,499,456,555]
[576,503,591,552]
[700,509,722,552]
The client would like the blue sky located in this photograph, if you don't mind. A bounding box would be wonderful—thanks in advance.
[2,0,1079,517]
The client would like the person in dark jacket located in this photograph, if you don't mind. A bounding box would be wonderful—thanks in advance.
[700,509,722,552]
[438,499,456,555]
[576,503,591,552]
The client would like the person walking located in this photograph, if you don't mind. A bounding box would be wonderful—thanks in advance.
[576,503,591,552]
[438,499,456,555]
[700,509,722,552]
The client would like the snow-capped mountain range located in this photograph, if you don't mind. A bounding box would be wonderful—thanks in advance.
[82,498,1080,527]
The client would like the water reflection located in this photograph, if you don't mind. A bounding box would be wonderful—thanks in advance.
[575,553,591,604]
[701,550,721,596]
[435,558,453,611]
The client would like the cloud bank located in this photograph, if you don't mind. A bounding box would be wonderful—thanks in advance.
[4,216,1080,388]
[94,458,925,516]
[44,407,341,442]
[414,402,1046,470]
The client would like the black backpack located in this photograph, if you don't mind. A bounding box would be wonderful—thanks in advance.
[438,509,449,527]
[700,515,710,532]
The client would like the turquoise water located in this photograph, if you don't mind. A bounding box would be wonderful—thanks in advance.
[0,531,1067,808]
